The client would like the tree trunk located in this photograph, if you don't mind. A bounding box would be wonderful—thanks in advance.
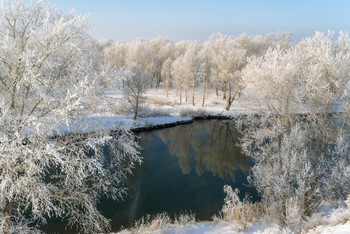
[133,97,139,120]
[185,82,188,102]
[156,71,161,88]
[223,82,227,99]
[192,91,195,106]
[192,76,195,106]
[166,78,169,97]
[3,199,13,233]
[226,84,231,110]
[276,134,287,227]
[179,89,182,104]
[10,85,16,110]
[226,85,239,110]
[202,78,207,106]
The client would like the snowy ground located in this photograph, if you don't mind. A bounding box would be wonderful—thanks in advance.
[79,85,327,134]
[116,221,291,234]
[115,202,350,234]
[66,86,261,134]
[116,222,290,234]
[80,86,350,234]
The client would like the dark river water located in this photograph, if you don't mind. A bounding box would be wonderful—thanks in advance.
[43,120,258,233]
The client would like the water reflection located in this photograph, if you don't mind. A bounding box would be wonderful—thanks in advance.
[156,120,251,181]
[44,120,257,233]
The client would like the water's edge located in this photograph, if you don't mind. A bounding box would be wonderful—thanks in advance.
[130,115,234,133]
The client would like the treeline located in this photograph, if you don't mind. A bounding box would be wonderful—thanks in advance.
[93,32,292,110]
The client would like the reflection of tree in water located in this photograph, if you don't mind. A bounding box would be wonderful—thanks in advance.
[156,121,250,181]
[157,124,193,174]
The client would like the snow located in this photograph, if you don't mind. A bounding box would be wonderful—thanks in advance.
[307,202,350,234]
[62,85,344,135]
[59,86,257,134]
[115,209,350,234]
[318,222,350,234]
[319,221,350,234]
[164,222,290,234]
[116,221,291,234]
[59,114,192,134]
[65,86,350,234]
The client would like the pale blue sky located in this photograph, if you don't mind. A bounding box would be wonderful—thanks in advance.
[52,0,350,42]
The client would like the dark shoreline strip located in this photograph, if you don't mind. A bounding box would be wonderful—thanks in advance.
[129,112,344,133]
[131,115,233,133]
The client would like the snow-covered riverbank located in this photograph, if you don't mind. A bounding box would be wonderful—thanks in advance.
[115,201,350,233]
[60,87,259,134]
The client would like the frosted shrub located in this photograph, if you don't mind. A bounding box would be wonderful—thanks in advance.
[285,196,304,233]
[132,212,172,233]
[131,211,196,233]
[148,97,174,106]
[220,185,263,230]
[174,211,196,226]
[110,100,129,115]
[346,195,350,208]
[221,186,240,220]
[179,107,207,117]
[138,106,171,117]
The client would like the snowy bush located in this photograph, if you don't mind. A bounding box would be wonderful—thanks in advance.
[174,211,196,226]
[132,212,172,233]
[138,106,172,117]
[131,211,196,233]
[219,185,264,230]
[179,107,207,117]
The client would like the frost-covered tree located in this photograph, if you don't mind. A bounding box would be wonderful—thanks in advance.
[171,55,187,104]
[169,41,197,104]
[236,32,292,58]
[295,31,350,215]
[161,57,174,97]
[103,40,127,69]
[210,33,246,110]
[119,63,149,120]
[198,41,212,106]
[149,37,174,88]
[0,1,141,233]
[239,33,350,231]
[126,38,155,88]
[182,41,201,106]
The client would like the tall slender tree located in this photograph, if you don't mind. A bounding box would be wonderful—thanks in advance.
[119,63,149,120]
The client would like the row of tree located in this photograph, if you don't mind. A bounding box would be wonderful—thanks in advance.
[95,32,292,117]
